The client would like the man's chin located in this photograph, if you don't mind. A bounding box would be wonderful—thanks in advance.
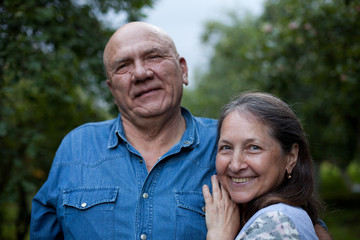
[132,105,166,119]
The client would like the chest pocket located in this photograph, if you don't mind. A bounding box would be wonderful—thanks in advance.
[62,187,118,240]
[175,191,207,239]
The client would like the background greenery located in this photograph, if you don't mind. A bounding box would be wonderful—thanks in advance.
[1,0,359,239]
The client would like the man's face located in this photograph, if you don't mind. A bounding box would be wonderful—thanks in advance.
[105,25,188,121]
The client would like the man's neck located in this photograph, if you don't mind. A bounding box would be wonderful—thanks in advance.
[121,110,186,171]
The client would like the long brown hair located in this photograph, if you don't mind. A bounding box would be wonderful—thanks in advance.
[218,92,323,225]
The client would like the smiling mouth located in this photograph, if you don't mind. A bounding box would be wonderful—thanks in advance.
[231,177,255,183]
[135,88,159,98]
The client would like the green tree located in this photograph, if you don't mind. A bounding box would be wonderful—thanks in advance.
[184,0,360,172]
[0,0,154,239]
[183,15,266,118]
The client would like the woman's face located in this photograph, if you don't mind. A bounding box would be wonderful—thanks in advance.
[216,111,295,205]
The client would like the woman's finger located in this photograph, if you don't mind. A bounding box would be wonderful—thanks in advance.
[211,175,222,201]
[202,184,213,205]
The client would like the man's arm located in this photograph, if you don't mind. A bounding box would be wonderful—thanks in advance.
[30,184,62,240]
[315,223,333,240]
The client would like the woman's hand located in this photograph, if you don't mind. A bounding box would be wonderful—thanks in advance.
[202,175,240,240]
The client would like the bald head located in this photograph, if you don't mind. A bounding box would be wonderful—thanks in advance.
[103,22,179,77]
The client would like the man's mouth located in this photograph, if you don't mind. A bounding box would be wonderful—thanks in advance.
[135,88,160,98]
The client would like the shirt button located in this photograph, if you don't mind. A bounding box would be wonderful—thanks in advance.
[81,202,87,208]
[139,158,143,163]
[140,233,147,240]
[184,141,190,144]
[142,193,149,199]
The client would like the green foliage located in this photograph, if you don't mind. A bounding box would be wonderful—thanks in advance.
[320,162,351,198]
[184,15,266,118]
[319,161,360,239]
[184,0,360,169]
[323,203,360,240]
[0,0,154,239]
[347,161,360,183]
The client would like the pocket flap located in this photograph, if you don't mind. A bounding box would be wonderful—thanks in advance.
[63,187,118,210]
[175,191,205,215]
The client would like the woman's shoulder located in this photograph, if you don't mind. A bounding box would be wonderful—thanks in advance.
[256,203,309,218]
[235,203,318,240]
[236,208,300,239]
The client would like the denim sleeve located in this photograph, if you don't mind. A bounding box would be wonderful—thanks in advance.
[317,219,328,230]
[30,182,63,240]
[30,138,67,239]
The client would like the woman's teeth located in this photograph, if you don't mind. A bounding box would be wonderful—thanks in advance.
[231,177,255,183]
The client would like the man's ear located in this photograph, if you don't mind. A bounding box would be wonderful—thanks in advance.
[106,79,114,93]
[106,79,112,88]
[286,143,299,174]
[179,57,188,86]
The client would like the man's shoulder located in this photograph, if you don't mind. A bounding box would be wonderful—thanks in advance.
[65,118,117,139]
[74,118,116,130]
[193,116,217,127]
[54,118,119,157]
[181,107,217,129]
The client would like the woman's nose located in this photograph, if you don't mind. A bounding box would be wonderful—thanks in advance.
[229,151,248,172]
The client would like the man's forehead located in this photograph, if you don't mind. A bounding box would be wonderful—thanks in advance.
[103,22,177,66]
[114,39,170,56]
[114,22,168,43]
[108,29,168,52]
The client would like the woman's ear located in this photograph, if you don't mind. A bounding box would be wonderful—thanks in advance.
[286,143,299,174]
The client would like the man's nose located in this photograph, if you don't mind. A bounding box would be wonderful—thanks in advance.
[132,60,153,82]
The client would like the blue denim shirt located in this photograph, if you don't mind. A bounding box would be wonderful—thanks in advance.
[30,108,217,240]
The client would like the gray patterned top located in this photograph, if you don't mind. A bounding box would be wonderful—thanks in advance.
[235,203,318,240]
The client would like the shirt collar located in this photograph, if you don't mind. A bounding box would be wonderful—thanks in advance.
[178,107,199,149]
[107,113,125,149]
[107,107,199,149]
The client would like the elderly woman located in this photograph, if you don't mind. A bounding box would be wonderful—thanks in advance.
[203,92,325,239]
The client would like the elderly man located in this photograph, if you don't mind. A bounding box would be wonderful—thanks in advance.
[30,22,217,239]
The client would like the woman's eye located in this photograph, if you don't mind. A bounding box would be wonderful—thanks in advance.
[249,145,261,151]
[220,145,231,151]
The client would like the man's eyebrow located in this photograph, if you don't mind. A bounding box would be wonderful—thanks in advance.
[110,57,131,72]
[114,57,131,65]
[109,47,169,73]
[145,47,167,55]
